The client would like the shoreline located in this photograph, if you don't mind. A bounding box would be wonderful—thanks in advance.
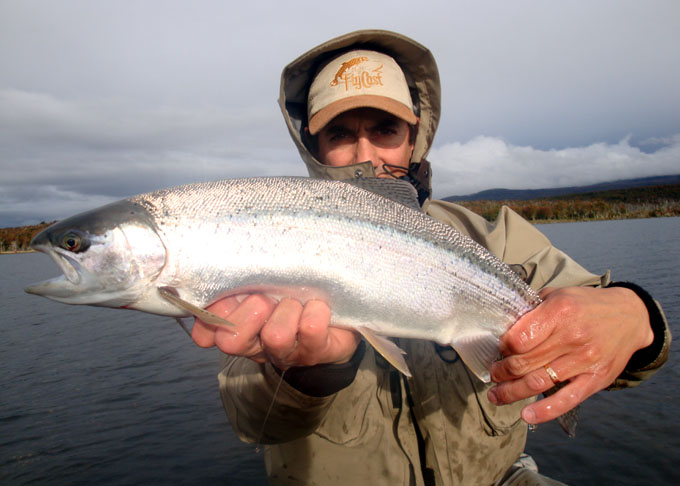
[2,215,678,254]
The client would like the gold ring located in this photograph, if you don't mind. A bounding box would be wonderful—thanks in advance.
[544,364,560,384]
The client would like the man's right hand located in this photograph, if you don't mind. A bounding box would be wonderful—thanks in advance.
[191,295,361,370]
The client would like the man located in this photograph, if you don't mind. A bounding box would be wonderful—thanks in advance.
[192,30,670,485]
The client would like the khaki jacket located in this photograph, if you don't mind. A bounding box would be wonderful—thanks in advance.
[218,30,671,485]
[218,202,670,485]
[219,201,670,486]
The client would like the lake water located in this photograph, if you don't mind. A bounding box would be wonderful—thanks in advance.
[1,217,678,485]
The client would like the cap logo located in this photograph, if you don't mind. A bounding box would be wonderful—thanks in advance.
[329,56,368,86]
[329,56,384,92]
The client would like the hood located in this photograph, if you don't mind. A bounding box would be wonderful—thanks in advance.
[279,29,441,195]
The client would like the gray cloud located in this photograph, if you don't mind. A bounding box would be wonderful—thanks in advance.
[1,1,679,227]
[0,88,305,226]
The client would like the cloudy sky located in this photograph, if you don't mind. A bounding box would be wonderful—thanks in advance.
[1,0,679,227]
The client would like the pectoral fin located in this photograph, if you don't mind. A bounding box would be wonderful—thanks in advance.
[450,331,501,383]
[358,326,411,377]
[158,286,236,331]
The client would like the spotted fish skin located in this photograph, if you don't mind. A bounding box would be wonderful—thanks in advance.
[25,177,541,382]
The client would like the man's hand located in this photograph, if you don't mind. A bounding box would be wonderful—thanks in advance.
[488,286,653,425]
[191,295,361,370]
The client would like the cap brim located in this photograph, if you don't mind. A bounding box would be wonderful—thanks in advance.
[308,95,418,135]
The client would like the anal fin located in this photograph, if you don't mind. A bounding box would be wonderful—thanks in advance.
[158,286,236,332]
[357,326,411,377]
[543,383,580,437]
[450,331,501,383]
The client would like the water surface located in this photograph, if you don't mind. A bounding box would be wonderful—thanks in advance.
[1,217,678,485]
[526,217,679,485]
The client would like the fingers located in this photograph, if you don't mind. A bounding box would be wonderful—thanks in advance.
[499,287,564,356]
[492,339,561,383]
[520,373,598,425]
[489,285,655,429]
[191,296,242,347]
[295,300,359,366]
[192,294,276,359]
[489,357,579,406]
[192,321,216,348]
[295,300,333,366]
[259,298,304,368]
[191,294,360,368]
[489,360,602,425]
[489,365,557,406]
[494,287,588,381]
[260,299,360,368]
[214,294,276,357]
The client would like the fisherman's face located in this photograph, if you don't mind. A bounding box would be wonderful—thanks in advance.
[316,108,415,178]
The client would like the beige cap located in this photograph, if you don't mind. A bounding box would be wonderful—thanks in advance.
[307,49,418,135]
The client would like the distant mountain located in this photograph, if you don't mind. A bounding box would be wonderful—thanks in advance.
[443,174,680,201]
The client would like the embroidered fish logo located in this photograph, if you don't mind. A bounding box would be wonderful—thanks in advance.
[330,56,368,86]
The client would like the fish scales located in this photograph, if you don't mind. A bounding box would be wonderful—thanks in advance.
[135,178,534,331]
[25,177,541,382]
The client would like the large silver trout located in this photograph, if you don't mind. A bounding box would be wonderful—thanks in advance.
[25,177,542,382]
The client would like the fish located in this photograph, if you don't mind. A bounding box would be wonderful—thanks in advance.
[330,56,369,86]
[25,176,542,383]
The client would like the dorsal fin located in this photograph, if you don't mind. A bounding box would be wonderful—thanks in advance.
[343,178,422,212]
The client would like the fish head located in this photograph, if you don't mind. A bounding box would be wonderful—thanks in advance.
[24,199,166,307]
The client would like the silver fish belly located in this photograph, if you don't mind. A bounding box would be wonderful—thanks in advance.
[25,177,541,382]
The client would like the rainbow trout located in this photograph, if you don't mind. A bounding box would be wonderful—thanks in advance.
[25,177,542,383]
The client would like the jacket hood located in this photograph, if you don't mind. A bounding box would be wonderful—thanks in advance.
[279,29,441,190]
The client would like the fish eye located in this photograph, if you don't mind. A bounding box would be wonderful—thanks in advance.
[60,232,87,252]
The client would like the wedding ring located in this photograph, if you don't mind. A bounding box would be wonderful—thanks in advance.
[544,364,560,384]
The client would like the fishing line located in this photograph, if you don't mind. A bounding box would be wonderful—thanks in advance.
[255,368,286,453]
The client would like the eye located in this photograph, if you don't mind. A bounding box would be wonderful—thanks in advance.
[328,131,351,143]
[378,127,397,135]
[61,232,84,252]
[374,124,399,137]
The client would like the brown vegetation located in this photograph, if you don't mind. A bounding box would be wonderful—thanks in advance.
[456,184,680,222]
[1,184,678,251]
[0,222,55,252]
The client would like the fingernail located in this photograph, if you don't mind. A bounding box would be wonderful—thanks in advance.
[488,388,498,405]
[498,341,508,356]
[522,407,536,424]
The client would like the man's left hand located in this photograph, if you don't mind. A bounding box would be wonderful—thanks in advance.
[487,286,653,425]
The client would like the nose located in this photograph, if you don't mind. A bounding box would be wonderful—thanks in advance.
[356,136,378,168]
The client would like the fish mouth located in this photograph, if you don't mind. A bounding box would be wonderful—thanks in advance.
[24,245,89,301]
